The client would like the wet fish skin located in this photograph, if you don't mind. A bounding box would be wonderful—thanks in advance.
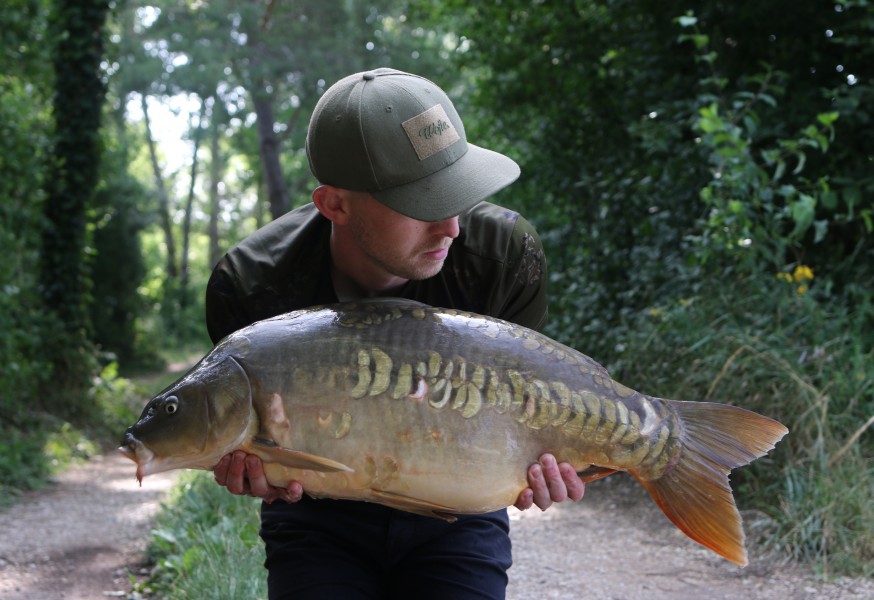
[119,299,788,566]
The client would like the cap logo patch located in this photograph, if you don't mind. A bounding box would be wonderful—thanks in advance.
[401,104,460,160]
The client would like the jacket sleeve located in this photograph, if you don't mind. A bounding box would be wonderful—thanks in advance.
[204,258,251,345]
[490,214,549,332]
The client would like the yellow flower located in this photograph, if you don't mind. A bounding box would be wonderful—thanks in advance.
[796,284,810,296]
[793,265,814,283]
[776,272,793,283]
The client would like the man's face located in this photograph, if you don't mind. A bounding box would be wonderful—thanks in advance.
[346,193,460,282]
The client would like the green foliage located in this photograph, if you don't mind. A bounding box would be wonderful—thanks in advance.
[411,0,711,358]
[0,72,54,426]
[677,13,847,272]
[409,0,873,576]
[0,0,53,85]
[0,0,171,508]
[86,361,145,441]
[139,472,266,599]
[615,272,874,575]
[89,139,152,367]
[0,3,55,419]
[0,425,54,508]
[0,410,104,510]
[0,360,154,507]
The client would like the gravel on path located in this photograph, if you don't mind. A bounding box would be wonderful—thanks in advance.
[0,452,178,600]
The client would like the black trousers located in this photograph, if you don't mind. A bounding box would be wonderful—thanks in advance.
[261,496,512,599]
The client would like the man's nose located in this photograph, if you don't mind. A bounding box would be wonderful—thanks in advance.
[432,216,460,239]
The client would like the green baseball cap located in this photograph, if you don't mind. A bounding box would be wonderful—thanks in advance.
[306,68,520,222]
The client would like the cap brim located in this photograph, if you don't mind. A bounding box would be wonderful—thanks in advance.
[371,145,521,222]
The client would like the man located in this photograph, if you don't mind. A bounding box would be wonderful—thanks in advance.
[206,68,585,599]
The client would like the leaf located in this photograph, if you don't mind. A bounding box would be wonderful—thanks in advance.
[774,160,786,182]
[677,15,698,27]
[843,186,861,213]
[790,194,817,238]
[862,210,873,233]
[816,111,840,127]
[792,151,807,175]
[813,219,828,243]
[759,93,778,108]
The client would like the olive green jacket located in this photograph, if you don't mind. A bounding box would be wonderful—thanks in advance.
[205,202,548,345]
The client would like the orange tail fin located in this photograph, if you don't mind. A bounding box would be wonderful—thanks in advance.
[635,400,788,566]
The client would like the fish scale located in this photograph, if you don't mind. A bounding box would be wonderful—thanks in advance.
[119,298,787,566]
[349,343,657,465]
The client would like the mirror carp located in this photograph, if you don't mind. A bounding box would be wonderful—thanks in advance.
[119,299,788,566]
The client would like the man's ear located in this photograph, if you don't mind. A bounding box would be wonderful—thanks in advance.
[312,185,350,225]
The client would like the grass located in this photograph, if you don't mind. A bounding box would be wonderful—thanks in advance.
[0,345,206,510]
[613,273,874,577]
[0,362,143,508]
[136,471,267,599]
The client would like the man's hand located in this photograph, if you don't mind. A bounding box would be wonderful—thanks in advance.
[213,451,304,504]
[514,454,585,511]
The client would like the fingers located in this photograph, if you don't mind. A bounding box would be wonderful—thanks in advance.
[285,480,304,503]
[513,488,534,511]
[245,454,271,498]
[224,451,252,495]
[213,452,240,491]
[519,454,586,511]
[213,451,249,495]
[560,462,586,501]
[530,454,561,510]
[213,451,304,504]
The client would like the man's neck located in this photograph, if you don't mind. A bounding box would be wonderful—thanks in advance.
[329,232,407,300]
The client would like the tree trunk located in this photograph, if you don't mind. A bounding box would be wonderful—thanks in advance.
[245,0,289,220]
[180,98,207,299]
[252,89,290,220]
[40,0,110,332]
[141,93,179,279]
[207,107,223,269]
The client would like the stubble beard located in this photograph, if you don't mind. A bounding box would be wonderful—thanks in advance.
[351,219,449,282]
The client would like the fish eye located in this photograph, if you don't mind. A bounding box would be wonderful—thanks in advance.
[165,395,179,414]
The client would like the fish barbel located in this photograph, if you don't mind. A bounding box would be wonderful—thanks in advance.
[119,299,787,566]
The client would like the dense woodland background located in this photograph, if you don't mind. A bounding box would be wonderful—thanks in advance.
[1,0,872,582]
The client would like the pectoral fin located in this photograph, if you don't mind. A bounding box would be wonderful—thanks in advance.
[251,437,354,473]
[370,489,458,522]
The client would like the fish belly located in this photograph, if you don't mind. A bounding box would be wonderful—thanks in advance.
[252,394,548,514]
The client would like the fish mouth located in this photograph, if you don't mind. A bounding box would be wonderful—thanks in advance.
[118,433,155,484]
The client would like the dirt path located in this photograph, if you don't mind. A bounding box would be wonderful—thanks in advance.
[507,475,874,600]
[0,452,178,600]
[1,455,872,599]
